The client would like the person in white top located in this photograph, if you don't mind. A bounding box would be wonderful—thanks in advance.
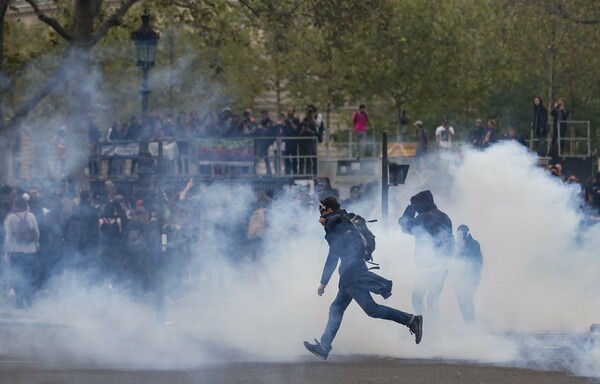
[4,196,40,308]
[435,118,455,151]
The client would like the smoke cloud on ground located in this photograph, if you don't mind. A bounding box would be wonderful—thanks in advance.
[2,142,599,378]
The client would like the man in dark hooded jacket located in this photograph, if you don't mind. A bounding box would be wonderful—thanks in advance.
[398,190,453,327]
[304,196,422,360]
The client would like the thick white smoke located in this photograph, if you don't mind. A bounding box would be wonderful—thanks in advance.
[2,141,599,378]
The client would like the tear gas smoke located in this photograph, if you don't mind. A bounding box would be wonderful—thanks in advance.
[2,141,599,377]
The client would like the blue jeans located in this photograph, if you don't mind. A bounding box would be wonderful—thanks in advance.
[320,281,413,352]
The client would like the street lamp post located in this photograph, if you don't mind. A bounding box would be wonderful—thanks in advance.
[131,10,160,127]
[131,12,165,321]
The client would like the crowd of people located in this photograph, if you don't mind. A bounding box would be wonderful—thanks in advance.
[85,105,324,177]
[0,177,327,308]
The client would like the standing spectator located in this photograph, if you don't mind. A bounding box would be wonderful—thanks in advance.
[467,119,485,149]
[550,98,569,157]
[272,112,287,175]
[481,119,500,149]
[284,107,301,175]
[299,106,318,176]
[532,97,548,156]
[161,113,176,140]
[312,105,324,144]
[449,224,482,324]
[503,126,527,147]
[254,110,274,175]
[435,118,454,151]
[51,126,68,177]
[98,202,123,285]
[241,109,257,136]
[304,196,422,360]
[414,120,428,171]
[106,121,119,142]
[63,190,99,271]
[198,111,217,137]
[217,108,233,137]
[148,108,163,137]
[127,116,141,141]
[398,190,454,327]
[4,196,40,307]
[352,104,370,161]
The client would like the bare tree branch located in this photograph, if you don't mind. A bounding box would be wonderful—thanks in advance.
[23,0,73,41]
[237,0,260,18]
[90,0,140,45]
[3,55,70,133]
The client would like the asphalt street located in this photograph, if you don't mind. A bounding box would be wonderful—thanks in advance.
[0,357,596,384]
[0,308,598,383]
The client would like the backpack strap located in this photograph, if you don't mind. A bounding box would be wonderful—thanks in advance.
[366,260,380,270]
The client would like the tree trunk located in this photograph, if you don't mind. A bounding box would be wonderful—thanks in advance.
[0,0,10,183]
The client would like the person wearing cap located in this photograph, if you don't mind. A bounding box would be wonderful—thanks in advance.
[435,117,454,151]
[414,120,428,171]
[304,196,423,360]
[449,224,483,324]
[467,119,485,149]
[398,190,454,328]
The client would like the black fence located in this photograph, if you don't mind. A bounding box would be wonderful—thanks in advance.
[89,136,319,180]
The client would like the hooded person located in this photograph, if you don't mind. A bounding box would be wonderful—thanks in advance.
[304,196,423,360]
[398,190,454,327]
[449,224,483,324]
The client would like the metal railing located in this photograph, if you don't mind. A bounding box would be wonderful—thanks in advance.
[90,136,320,179]
[322,129,380,160]
[528,120,591,157]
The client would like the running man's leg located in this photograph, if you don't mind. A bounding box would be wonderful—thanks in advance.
[320,288,353,352]
[349,285,413,326]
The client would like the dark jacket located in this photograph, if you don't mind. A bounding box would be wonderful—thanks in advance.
[468,126,484,148]
[320,209,365,285]
[455,233,483,270]
[398,190,454,269]
[320,209,392,298]
[532,104,548,136]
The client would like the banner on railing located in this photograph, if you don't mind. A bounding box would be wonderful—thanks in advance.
[197,139,253,162]
[100,142,140,158]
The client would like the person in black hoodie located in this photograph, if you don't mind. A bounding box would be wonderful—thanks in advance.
[398,190,454,327]
[532,97,548,156]
[304,196,422,360]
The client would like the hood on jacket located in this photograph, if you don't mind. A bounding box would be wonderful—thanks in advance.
[410,190,437,213]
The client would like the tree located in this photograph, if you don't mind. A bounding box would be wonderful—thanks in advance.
[0,0,141,181]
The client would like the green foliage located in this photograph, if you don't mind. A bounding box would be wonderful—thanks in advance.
[3,0,600,155]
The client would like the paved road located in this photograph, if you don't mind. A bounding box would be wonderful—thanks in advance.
[0,357,596,384]
[0,309,598,384]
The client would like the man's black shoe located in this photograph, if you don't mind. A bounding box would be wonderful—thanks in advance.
[304,339,329,360]
[409,315,423,344]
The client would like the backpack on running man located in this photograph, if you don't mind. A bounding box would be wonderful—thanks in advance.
[343,213,377,266]
[14,212,36,244]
